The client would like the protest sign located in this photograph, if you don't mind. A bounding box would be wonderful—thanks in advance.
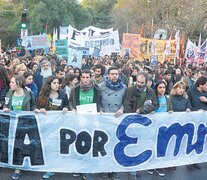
[22,35,50,50]
[55,39,68,59]
[1,111,207,173]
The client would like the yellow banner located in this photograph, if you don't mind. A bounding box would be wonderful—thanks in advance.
[122,33,176,63]
[138,37,176,63]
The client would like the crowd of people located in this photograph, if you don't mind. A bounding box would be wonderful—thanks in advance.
[0,50,207,180]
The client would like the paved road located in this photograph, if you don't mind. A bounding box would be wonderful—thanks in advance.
[1,163,207,180]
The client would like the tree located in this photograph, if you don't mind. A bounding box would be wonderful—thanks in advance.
[81,0,116,28]
[112,0,207,43]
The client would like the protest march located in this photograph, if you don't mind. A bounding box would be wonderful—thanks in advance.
[1,0,207,180]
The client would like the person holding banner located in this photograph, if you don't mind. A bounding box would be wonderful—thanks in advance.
[123,72,157,180]
[99,66,127,180]
[69,69,101,180]
[36,75,69,179]
[0,65,9,109]
[3,74,37,180]
[170,81,192,112]
[147,80,173,177]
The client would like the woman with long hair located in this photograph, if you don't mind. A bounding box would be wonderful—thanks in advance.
[0,65,10,109]
[61,73,78,99]
[74,67,81,82]
[154,80,173,113]
[3,74,36,180]
[148,80,173,177]
[36,75,69,179]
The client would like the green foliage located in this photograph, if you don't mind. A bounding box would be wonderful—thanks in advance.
[81,0,116,28]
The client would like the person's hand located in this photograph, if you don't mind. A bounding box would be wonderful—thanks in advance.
[3,108,10,112]
[186,108,191,112]
[62,107,68,113]
[34,109,40,113]
[114,109,123,118]
[198,109,205,112]
[72,109,77,112]
[40,108,46,114]
[136,109,140,114]
[199,96,207,103]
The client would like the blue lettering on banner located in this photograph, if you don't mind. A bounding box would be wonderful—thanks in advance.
[157,123,207,157]
[114,115,152,167]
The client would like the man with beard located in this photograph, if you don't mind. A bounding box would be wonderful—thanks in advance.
[69,69,101,180]
[99,66,127,180]
[55,66,65,85]
[123,72,157,180]
[92,63,106,87]
[34,59,53,94]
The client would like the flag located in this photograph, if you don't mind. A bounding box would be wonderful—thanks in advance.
[140,24,145,38]
[42,23,49,35]
[198,33,201,52]
[174,30,180,64]
[162,33,172,64]
[151,37,156,55]
[164,33,172,56]
[52,28,58,52]
[184,39,196,64]
[179,33,185,66]
[151,18,154,38]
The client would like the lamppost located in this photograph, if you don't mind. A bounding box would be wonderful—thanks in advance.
[20,0,28,39]
[147,0,154,38]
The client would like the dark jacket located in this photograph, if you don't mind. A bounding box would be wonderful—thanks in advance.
[171,95,192,112]
[69,84,101,112]
[4,89,36,111]
[0,85,9,109]
[37,90,69,111]
[187,85,207,111]
[26,82,38,101]
[123,85,157,114]
[33,68,43,94]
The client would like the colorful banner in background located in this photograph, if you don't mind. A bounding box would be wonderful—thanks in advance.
[55,39,68,59]
[1,111,207,173]
[67,25,120,56]
[121,33,141,59]
[22,35,50,50]
[122,34,176,63]
[68,45,89,68]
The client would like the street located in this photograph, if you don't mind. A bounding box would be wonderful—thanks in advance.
[1,163,207,180]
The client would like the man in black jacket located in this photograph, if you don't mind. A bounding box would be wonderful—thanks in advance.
[187,76,207,111]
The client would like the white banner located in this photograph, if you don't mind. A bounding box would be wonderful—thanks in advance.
[81,30,121,56]
[81,26,113,37]
[185,39,196,64]
[68,45,89,68]
[22,35,50,50]
[67,25,120,56]
[59,26,68,40]
[1,111,207,173]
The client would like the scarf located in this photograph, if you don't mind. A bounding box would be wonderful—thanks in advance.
[26,83,33,90]
[105,77,123,91]
[80,80,94,92]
